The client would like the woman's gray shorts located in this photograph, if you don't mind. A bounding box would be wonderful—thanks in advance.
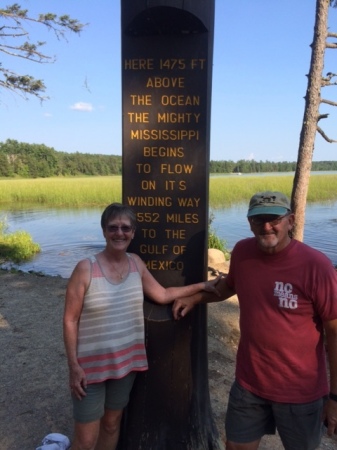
[225,380,325,450]
[72,372,137,423]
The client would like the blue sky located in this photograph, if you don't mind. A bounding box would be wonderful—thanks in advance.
[1,0,337,162]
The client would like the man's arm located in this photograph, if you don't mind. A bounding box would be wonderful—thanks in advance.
[323,318,337,436]
[173,275,235,320]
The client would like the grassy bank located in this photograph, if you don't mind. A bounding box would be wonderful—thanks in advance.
[0,176,122,207]
[209,174,337,207]
[0,174,337,207]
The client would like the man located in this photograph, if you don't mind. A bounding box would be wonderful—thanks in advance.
[173,191,337,450]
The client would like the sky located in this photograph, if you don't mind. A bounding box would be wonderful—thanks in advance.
[1,0,337,162]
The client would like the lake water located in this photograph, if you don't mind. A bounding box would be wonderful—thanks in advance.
[1,201,337,278]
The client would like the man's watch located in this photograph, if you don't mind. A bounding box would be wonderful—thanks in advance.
[329,392,337,402]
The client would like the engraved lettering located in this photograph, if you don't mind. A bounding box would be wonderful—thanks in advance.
[140,244,169,255]
[141,229,156,238]
[141,180,156,190]
[124,59,154,70]
[146,77,185,88]
[166,213,199,223]
[159,59,186,70]
[129,197,173,207]
[190,59,206,69]
[131,129,199,141]
[130,95,152,105]
[177,197,200,207]
[143,146,184,158]
[165,229,186,239]
[161,95,200,106]
[160,164,193,174]
[134,212,160,223]
[157,112,200,123]
[128,112,149,123]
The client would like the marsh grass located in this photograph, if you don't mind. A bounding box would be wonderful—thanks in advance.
[0,176,122,206]
[1,174,337,207]
[209,174,337,207]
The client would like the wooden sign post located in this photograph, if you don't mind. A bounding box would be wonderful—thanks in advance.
[121,2,222,448]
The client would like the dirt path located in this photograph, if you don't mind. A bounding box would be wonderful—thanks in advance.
[0,270,336,449]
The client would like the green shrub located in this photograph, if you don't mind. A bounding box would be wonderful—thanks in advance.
[0,218,40,263]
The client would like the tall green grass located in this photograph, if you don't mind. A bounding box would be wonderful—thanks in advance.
[0,174,337,207]
[209,174,337,207]
[0,176,122,207]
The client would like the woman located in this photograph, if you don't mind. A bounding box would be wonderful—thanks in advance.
[63,203,220,450]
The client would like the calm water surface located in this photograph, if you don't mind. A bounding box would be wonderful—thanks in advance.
[1,202,337,278]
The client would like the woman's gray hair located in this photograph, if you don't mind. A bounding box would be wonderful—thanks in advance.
[100,203,137,230]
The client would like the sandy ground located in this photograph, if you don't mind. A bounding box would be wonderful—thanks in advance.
[0,269,336,450]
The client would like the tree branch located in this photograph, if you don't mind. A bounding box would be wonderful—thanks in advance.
[0,4,86,101]
[321,72,337,86]
[0,78,48,101]
[317,125,337,143]
[0,6,85,38]
[321,98,337,107]
[0,44,53,63]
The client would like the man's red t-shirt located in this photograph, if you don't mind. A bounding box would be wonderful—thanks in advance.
[226,238,337,403]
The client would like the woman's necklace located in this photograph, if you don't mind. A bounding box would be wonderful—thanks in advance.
[111,259,126,280]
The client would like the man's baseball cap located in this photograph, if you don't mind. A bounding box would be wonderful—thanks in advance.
[247,191,291,217]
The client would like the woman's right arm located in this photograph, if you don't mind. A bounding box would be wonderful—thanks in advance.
[63,259,90,399]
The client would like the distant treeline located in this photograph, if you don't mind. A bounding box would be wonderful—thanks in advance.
[0,140,122,177]
[209,159,337,173]
[1,139,337,178]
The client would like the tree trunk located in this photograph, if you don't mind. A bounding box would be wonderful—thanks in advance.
[291,0,329,241]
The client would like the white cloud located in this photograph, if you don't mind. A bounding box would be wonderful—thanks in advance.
[70,102,93,112]
[246,153,254,161]
[44,112,52,118]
